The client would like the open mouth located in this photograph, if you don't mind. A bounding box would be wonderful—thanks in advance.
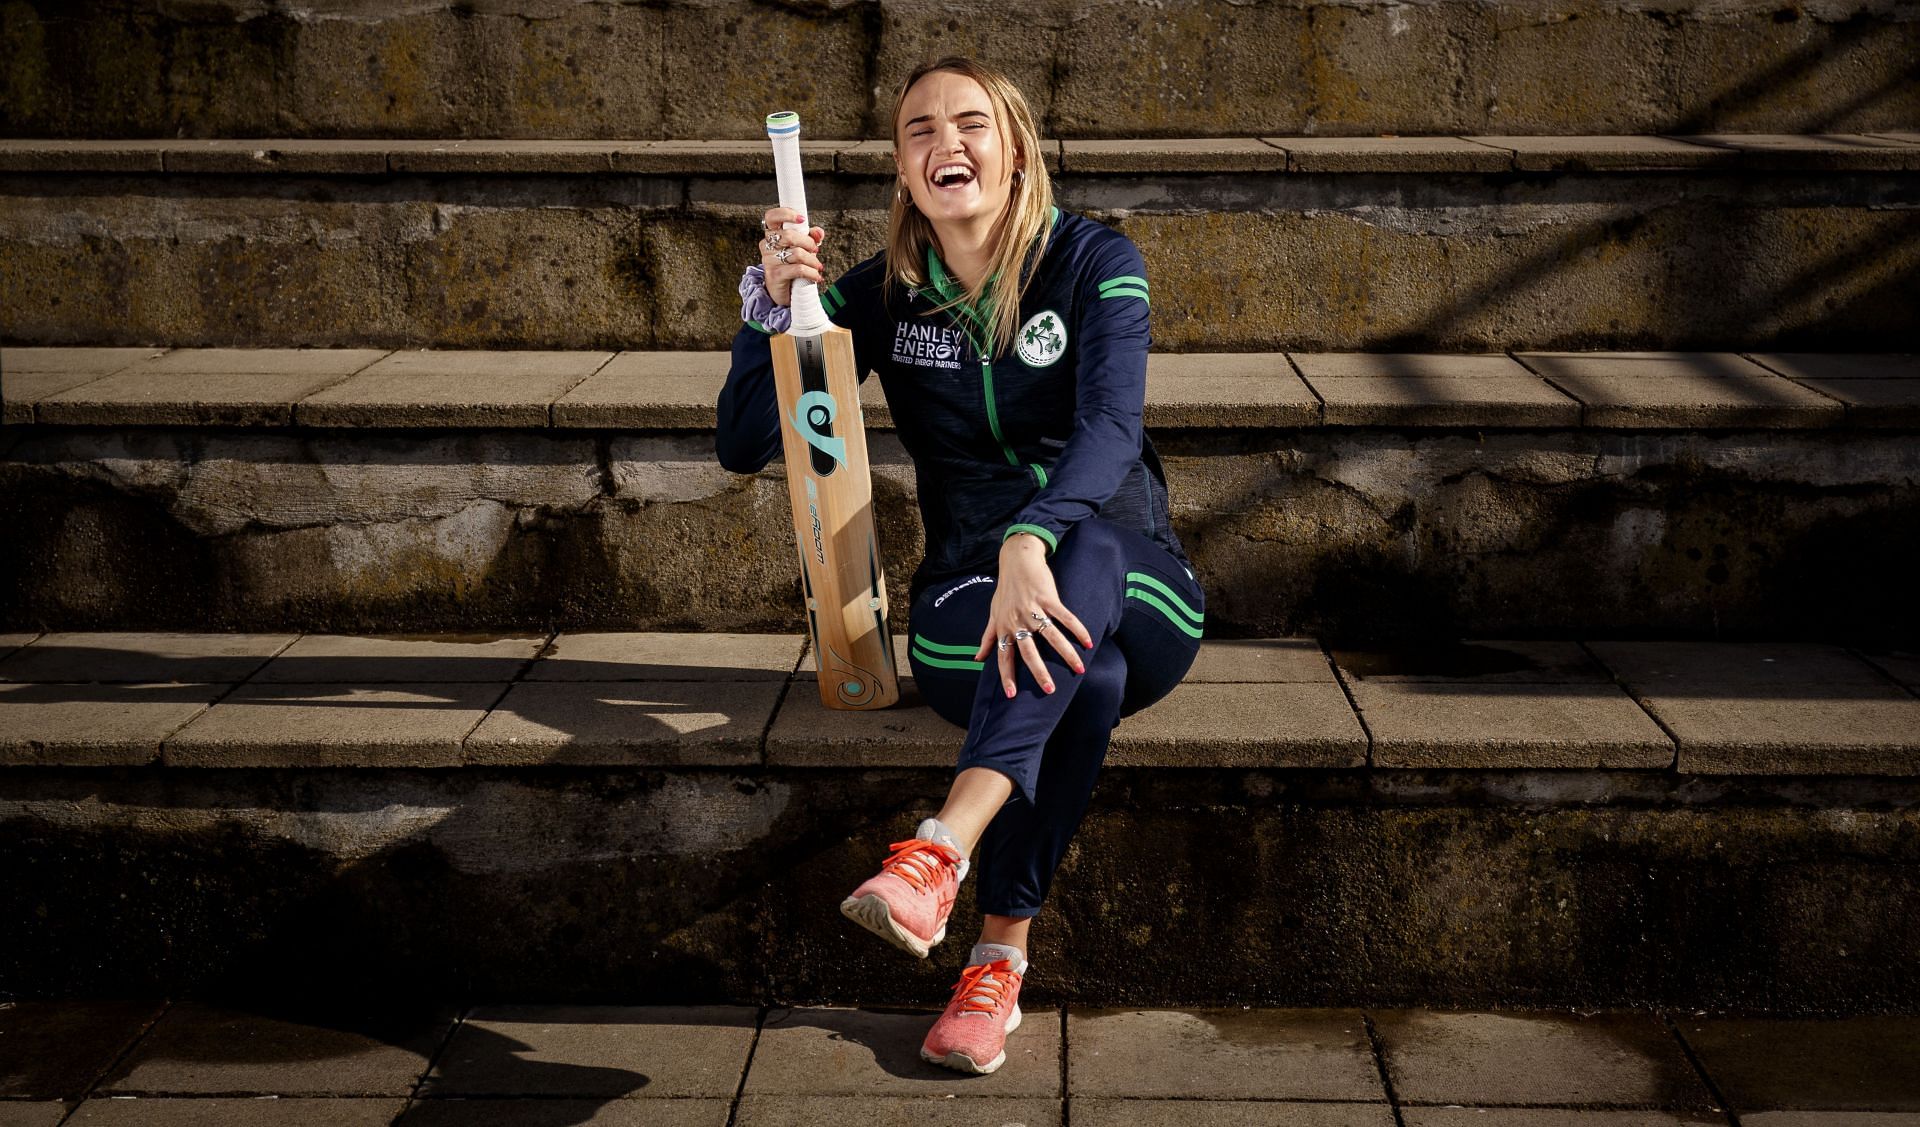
[931,164,976,190]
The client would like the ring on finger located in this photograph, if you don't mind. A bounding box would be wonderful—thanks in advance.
[1033,618,1053,631]
[774,247,795,263]
[764,233,784,250]
[1013,629,1034,642]
[996,637,1013,652]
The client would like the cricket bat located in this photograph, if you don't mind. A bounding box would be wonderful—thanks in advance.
[765,110,899,710]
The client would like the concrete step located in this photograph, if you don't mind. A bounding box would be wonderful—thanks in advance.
[1,630,1917,1008]
[3,347,1917,642]
[6,0,1915,139]
[10,999,1920,1117]
[4,134,1918,351]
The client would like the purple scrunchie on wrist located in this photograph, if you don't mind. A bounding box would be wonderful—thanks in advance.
[739,264,790,335]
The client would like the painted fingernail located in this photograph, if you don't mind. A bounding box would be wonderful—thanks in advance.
[1043,682,1055,694]
[1005,685,1015,699]
[1073,664,1085,675]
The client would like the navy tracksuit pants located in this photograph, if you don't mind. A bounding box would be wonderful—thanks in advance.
[906,517,1205,919]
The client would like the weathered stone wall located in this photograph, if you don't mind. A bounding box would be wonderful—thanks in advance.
[3,425,1914,643]
[2,0,1916,138]
[5,765,1917,1010]
[4,168,1916,351]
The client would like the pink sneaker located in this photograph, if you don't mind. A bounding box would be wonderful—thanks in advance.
[920,956,1026,1074]
[839,835,968,958]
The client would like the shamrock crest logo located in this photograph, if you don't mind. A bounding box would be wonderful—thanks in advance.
[1016,310,1067,368]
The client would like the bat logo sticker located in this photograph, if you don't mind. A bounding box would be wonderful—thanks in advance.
[792,389,846,472]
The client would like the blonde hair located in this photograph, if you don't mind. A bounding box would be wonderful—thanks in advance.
[886,57,1055,358]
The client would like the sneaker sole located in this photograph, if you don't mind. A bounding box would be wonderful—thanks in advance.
[839,893,943,959]
[919,1003,1021,1076]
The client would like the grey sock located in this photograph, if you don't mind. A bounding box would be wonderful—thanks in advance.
[969,942,1028,974]
[915,816,965,860]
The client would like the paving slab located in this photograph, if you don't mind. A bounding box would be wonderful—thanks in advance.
[377,138,629,174]
[1145,353,1320,428]
[1406,1113,1728,1127]
[465,680,780,765]
[155,138,390,175]
[1760,378,1920,427]
[1,346,169,374]
[1866,132,1920,146]
[1639,684,1920,774]
[1076,1102,1394,1126]
[1270,136,1513,173]
[402,1100,731,1125]
[3,370,127,425]
[1745,354,1920,381]
[161,683,504,767]
[527,632,805,681]
[133,349,390,376]
[251,634,548,683]
[609,139,851,176]
[1332,640,1612,683]
[1514,353,1841,428]
[64,1099,408,1125]
[1741,1116,1920,1127]
[1063,138,1288,173]
[1853,647,1920,692]
[552,351,731,428]
[0,683,227,766]
[1294,353,1580,426]
[0,1104,69,1127]
[1676,134,1920,171]
[745,1006,1060,1097]
[0,632,295,683]
[35,368,363,426]
[1585,642,1895,688]
[1347,681,1672,768]
[0,139,165,172]
[0,999,163,1099]
[1068,1009,1381,1101]
[98,1001,457,1096]
[1372,1009,1714,1108]
[1678,1016,1920,1111]
[0,632,40,661]
[1464,136,1732,172]
[297,350,614,427]
[421,1005,757,1098]
[1186,638,1337,683]
[1109,682,1370,768]
[735,1096,1062,1127]
[767,684,959,767]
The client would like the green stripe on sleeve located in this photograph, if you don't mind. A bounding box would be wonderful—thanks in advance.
[912,647,986,671]
[745,319,774,334]
[1099,287,1150,304]
[1003,524,1058,552]
[1127,589,1205,638]
[912,634,981,656]
[1098,275,1149,293]
[1125,571,1203,623]
[1031,464,1049,488]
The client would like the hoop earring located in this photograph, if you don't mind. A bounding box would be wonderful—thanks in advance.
[897,182,913,208]
[1013,167,1025,184]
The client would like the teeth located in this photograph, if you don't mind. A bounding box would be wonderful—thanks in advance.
[933,165,974,186]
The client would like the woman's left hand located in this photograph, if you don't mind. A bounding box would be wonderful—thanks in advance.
[975,533,1092,697]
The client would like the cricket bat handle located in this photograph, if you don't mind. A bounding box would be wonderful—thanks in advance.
[766,111,831,337]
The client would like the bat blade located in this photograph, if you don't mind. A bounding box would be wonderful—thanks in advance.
[769,323,899,710]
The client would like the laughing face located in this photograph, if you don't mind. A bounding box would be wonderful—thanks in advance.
[894,69,1020,231]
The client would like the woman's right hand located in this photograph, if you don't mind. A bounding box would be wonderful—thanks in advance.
[760,207,826,307]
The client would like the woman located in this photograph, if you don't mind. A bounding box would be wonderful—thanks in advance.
[716,57,1204,1075]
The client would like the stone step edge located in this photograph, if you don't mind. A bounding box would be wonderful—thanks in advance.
[3,133,1918,175]
[4,349,1914,432]
[0,631,1914,775]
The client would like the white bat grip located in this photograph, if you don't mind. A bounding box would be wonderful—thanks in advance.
[767,114,831,337]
